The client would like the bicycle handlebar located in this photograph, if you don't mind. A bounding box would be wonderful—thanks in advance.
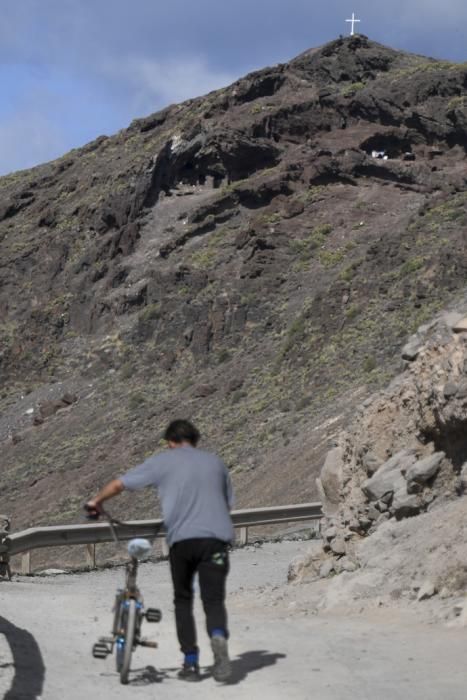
[84,503,101,521]
[83,504,163,545]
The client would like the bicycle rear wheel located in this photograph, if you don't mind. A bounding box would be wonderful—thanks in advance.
[117,599,137,684]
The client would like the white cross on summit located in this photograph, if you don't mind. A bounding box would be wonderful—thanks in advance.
[346,12,361,36]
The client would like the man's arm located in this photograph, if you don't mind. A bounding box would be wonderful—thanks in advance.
[86,454,162,514]
[86,479,125,511]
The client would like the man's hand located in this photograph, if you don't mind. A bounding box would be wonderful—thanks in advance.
[84,501,102,520]
[84,479,125,519]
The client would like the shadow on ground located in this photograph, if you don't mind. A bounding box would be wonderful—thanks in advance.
[0,615,45,699]
[130,649,286,686]
[130,665,173,685]
[226,649,286,685]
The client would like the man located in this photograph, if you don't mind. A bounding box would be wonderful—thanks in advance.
[86,419,234,682]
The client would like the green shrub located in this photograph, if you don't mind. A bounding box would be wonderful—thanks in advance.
[447,96,466,110]
[318,249,344,268]
[139,303,161,322]
[363,356,377,373]
[313,223,333,238]
[342,82,365,96]
[120,363,133,379]
[128,392,146,410]
[345,304,361,319]
[400,257,426,275]
[217,348,231,364]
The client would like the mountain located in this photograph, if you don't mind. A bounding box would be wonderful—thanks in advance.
[1,35,466,539]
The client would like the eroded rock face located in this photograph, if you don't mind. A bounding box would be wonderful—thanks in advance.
[317,307,467,573]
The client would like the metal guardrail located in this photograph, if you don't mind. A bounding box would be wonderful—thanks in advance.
[1,503,322,574]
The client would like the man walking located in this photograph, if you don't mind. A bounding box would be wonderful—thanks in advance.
[86,419,234,682]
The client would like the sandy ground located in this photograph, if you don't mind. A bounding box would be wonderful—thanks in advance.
[0,541,466,700]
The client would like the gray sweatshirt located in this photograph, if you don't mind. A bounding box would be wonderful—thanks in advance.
[120,446,234,546]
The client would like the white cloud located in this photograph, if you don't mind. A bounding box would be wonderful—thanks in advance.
[0,111,66,176]
[101,55,236,115]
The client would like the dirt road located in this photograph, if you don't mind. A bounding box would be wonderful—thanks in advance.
[0,541,465,699]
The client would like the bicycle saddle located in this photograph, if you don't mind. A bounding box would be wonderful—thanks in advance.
[127,538,152,558]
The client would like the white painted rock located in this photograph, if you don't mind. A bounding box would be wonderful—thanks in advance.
[417,580,437,601]
[452,317,467,333]
[37,568,67,576]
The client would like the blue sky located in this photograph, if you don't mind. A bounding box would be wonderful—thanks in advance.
[0,0,466,175]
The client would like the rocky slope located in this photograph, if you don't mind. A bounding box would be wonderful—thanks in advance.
[290,305,467,619]
[1,35,467,536]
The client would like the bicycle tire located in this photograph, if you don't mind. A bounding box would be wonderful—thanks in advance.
[112,593,122,637]
[119,598,136,684]
[115,598,124,673]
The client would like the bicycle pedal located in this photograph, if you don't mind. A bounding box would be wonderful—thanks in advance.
[92,643,110,659]
[139,639,158,648]
[145,608,162,623]
[99,636,115,644]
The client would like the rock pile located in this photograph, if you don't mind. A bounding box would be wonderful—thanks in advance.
[316,307,467,577]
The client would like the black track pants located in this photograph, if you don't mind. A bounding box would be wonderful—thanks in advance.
[169,538,230,655]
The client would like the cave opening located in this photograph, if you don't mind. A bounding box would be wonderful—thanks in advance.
[421,417,467,470]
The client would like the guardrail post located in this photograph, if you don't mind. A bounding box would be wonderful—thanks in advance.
[86,543,96,568]
[238,527,248,546]
[21,551,31,575]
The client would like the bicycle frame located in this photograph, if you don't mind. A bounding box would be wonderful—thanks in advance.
[91,510,162,684]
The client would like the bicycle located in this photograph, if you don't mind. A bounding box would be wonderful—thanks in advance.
[85,506,163,684]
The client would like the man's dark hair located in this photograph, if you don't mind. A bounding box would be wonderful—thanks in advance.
[164,419,200,446]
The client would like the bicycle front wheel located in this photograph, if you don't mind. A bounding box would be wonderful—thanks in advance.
[117,599,137,684]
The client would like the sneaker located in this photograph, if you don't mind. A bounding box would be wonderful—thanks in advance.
[177,662,201,682]
[211,635,231,682]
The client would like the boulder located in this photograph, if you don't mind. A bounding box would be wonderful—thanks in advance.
[38,400,64,418]
[281,199,304,219]
[456,380,467,399]
[375,500,388,512]
[324,526,338,542]
[336,556,358,573]
[330,537,346,556]
[367,504,380,521]
[318,446,345,515]
[405,452,444,490]
[443,382,458,399]
[401,337,424,361]
[362,450,416,501]
[392,490,421,519]
[358,517,372,531]
[287,550,316,582]
[442,311,463,329]
[362,451,382,475]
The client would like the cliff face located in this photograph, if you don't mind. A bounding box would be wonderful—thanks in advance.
[318,307,467,544]
[291,307,467,618]
[1,35,467,532]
